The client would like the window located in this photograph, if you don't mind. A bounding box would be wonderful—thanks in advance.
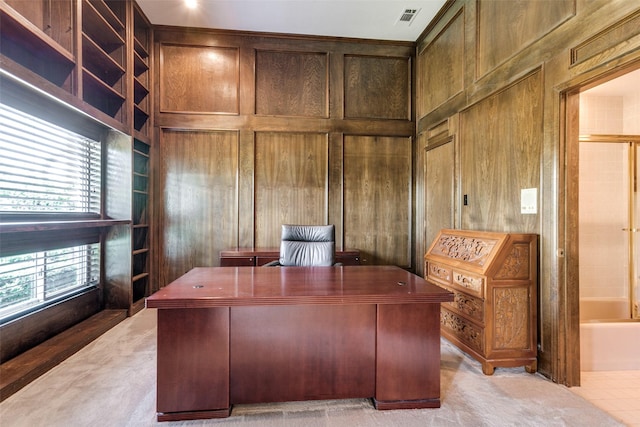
[0,245,100,320]
[0,104,101,214]
[0,103,102,322]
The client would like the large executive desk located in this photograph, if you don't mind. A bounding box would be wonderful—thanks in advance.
[146,266,454,421]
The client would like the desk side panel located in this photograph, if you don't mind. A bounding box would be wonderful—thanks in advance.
[375,303,442,408]
[157,308,230,414]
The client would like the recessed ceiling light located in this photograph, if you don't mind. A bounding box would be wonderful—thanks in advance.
[185,0,198,9]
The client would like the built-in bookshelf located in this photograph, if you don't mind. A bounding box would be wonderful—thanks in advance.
[82,0,127,121]
[132,138,150,313]
[132,3,151,136]
[1,0,154,316]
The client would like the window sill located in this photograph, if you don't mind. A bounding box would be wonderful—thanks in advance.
[0,219,131,233]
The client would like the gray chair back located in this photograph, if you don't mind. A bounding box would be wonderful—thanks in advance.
[279,224,336,266]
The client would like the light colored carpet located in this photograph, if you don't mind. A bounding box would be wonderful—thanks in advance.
[0,308,624,427]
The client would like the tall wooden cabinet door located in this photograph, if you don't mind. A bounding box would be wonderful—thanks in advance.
[425,140,455,256]
[157,308,230,414]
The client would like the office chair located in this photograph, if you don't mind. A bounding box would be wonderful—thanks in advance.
[264,224,340,266]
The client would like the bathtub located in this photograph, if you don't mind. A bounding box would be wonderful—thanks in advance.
[580,298,640,371]
[580,321,640,371]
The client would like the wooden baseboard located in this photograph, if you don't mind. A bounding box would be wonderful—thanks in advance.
[0,309,127,402]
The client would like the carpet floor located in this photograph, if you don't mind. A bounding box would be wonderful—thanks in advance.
[0,308,625,426]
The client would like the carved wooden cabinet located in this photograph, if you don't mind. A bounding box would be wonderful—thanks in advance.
[424,229,538,375]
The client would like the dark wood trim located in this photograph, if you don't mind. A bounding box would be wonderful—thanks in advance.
[0,309,127,401]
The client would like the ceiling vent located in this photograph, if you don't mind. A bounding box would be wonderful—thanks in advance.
[397,8,420,25]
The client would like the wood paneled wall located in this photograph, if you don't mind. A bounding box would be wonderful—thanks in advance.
[416,0,640,385]
[153,28,415,286]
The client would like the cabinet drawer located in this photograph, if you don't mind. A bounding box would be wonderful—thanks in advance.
[426,262,452,285]
[452,271,484,298]
[444,286,484,324]
[441,308,484,355]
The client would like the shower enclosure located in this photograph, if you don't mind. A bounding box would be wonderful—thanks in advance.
[578,137,639,322]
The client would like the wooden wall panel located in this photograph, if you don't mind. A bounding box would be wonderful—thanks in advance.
[254,132,328,247]
[571,9,640,65]
[344,55,410,120]
[476,0,574,77]
[255,50,328,117]
[425,139,455,257]
[159,44,239,114]
[344,135,411,267]
[418,9,464,117]
[159,129,239,285]
[459,70,542,232]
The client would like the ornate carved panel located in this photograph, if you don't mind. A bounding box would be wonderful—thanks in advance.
[255,50,328,117]
[453,271,484,297]
[495,243,530,279]
[159,44,239,114]
[344,55,410,120]
[430,234,498,266]
[441,309,484,353]
[447,288,484,323]
[428,263,452,284]
[493,287,529,349]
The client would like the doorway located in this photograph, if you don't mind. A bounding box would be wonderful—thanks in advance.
[573,68,640,376]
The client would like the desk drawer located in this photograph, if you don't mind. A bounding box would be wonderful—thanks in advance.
[220,257,255,267]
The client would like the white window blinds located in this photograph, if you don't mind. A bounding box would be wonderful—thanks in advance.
[0,103,101,214]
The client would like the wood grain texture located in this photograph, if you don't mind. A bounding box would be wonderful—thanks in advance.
[375,303,441,403]
[344,55,410,120]
[417,9,464,116]
[459,70,542,233]
[157,308,229,414]
[425,139,455,257]
[159,44,239,114]
[476,0,574,77]
[158,129,239,287]
[254,132,328,247]
[255,50,328,117]
[571,8,640,65]
[343,135,411,267]
[230,304,376,404]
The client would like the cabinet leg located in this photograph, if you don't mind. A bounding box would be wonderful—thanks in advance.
[525,360,538,374]
[482,362,495,375]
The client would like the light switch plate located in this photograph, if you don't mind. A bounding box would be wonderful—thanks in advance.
[521,188,537,214]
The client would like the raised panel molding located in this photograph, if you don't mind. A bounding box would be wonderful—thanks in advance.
[255,50,328,117]
[159,129,240,285]
[343,135,412,267]
[159,44,239,114]
[344,55,410,120]
[571,9,640,66]
[476,0,574,78]
[254,132,329,247]
[460,69,542,232]
[418,8,465,117]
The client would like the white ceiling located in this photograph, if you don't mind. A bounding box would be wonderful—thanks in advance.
[136,0,447,41]
[583,68,640,97]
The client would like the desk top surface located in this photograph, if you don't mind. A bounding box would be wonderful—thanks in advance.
[146,266,453,308]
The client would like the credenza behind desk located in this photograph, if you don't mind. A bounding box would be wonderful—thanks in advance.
[146,266,454,422]
[219,248,361,266]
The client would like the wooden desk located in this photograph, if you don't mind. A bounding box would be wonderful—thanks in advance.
[219,247,361,266]
[146,266,453,421]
